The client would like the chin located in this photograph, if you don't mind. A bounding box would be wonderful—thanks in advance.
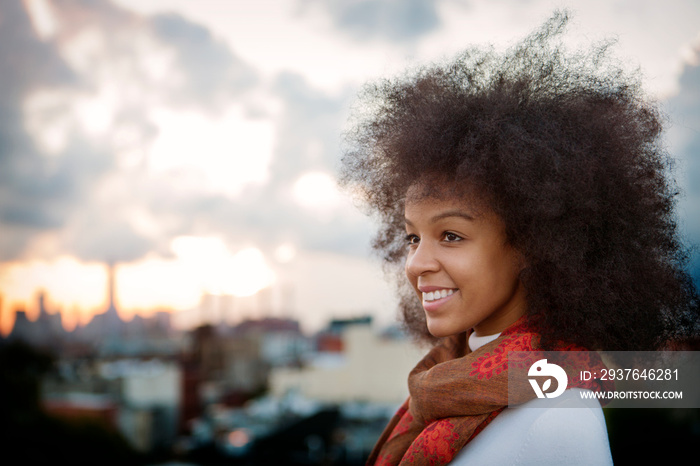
[426,322,457,339]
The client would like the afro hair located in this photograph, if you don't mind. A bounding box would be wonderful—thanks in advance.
[340,11,699,351]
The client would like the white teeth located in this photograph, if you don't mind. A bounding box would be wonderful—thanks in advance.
[422,289,454,302]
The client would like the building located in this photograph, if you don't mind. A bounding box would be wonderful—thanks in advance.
[270,322,425,404]
[8,292,65,350]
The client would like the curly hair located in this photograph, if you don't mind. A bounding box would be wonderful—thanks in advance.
[340,12,699,351]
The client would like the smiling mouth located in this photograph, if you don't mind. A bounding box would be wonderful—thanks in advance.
[422,289,456,302]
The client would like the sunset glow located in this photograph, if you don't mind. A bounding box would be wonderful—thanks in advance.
[170,236,275,297]
[0,237,276,336]
[0,257,107,335]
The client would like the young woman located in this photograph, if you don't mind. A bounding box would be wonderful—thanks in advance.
[340,12,699,466]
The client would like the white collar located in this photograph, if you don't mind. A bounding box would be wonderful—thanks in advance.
[468,331,501,351]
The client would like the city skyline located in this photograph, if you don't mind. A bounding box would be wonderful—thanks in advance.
[2,260,328,335]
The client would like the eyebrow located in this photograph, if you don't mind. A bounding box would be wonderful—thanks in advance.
[404,210,475,226]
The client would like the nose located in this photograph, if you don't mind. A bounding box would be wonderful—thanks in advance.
[405,241,440,277]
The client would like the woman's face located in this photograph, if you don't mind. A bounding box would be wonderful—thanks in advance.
[404,194,527,338]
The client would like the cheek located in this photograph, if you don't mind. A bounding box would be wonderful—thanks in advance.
[481,242,522,279]
[488,256,523,297]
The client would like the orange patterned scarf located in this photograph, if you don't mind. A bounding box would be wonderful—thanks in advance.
[366,318,610,466]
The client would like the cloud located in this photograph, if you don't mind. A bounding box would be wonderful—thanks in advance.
[303,0,442,42]
[149,12,258,109]
[242,71,372,256]
[0,0,273,263]
[0,0,89,259]
[665,46,700,279]
[0,0,381,277]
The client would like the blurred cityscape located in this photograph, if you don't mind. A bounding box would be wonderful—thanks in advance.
[3,263,700,466]
[1,263,425,465]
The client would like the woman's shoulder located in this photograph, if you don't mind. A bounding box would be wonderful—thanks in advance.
[451,388,613,465]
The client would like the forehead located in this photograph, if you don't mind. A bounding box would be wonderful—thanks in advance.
[405,181,489,216]
[404,195,477,222]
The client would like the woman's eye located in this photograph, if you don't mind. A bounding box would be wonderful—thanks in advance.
[405,234,419,245]
[443,232,462,242]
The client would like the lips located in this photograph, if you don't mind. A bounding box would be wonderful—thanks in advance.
[418,286,458,312]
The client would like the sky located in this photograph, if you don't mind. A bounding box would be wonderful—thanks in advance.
[1,0,699,335]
